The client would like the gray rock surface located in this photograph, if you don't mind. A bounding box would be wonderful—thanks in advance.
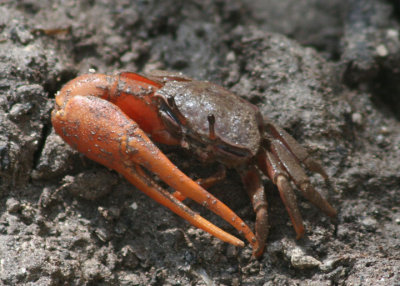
[0,0,399,285]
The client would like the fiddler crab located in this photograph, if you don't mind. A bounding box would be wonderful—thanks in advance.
[52,70,336,258]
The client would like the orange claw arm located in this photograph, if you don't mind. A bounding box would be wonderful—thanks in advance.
[52,73,259,251]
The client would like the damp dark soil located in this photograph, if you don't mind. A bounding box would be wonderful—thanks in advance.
[0,0,399,285]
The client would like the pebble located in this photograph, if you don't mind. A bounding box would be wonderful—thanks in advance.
[351,112,363,125]
[281,239,321,269]
[6,198,21,213]
[376,44,388,57]
[289,248,321,269]
[130,202,138,210]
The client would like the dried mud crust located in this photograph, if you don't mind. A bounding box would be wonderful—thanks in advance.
[0,0,399,285]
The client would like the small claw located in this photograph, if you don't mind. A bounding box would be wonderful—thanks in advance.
[172,166,226,201]
[196,165,227,189]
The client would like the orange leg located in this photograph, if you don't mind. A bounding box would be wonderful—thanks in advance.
[52,92,258,250]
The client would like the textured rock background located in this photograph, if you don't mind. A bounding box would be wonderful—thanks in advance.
[0,0,399,285]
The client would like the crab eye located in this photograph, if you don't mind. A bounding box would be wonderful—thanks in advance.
[159,100,182,131]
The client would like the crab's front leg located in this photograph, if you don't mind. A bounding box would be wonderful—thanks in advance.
[239,165,269,258]
[254,119,336,245]
[264,120,337,218]
[52,73,259,251]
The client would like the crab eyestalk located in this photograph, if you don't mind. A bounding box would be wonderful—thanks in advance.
[207,114,217,140]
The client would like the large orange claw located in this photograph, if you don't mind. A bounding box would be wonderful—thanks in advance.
[52,73,259,252]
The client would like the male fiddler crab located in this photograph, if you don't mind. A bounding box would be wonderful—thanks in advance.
[52,70,336,258]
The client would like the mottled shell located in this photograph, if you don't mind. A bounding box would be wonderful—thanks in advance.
[156,79,262,158]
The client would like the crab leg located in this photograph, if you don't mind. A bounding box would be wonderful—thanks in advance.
[52,86,258,249]
[264,119,329,179]
[240,164,269,258]
[269,140,337,217]
[172,166,227,201]
[258,150,305,239]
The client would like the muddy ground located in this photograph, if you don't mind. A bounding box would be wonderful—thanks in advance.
[0,0,399,285]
